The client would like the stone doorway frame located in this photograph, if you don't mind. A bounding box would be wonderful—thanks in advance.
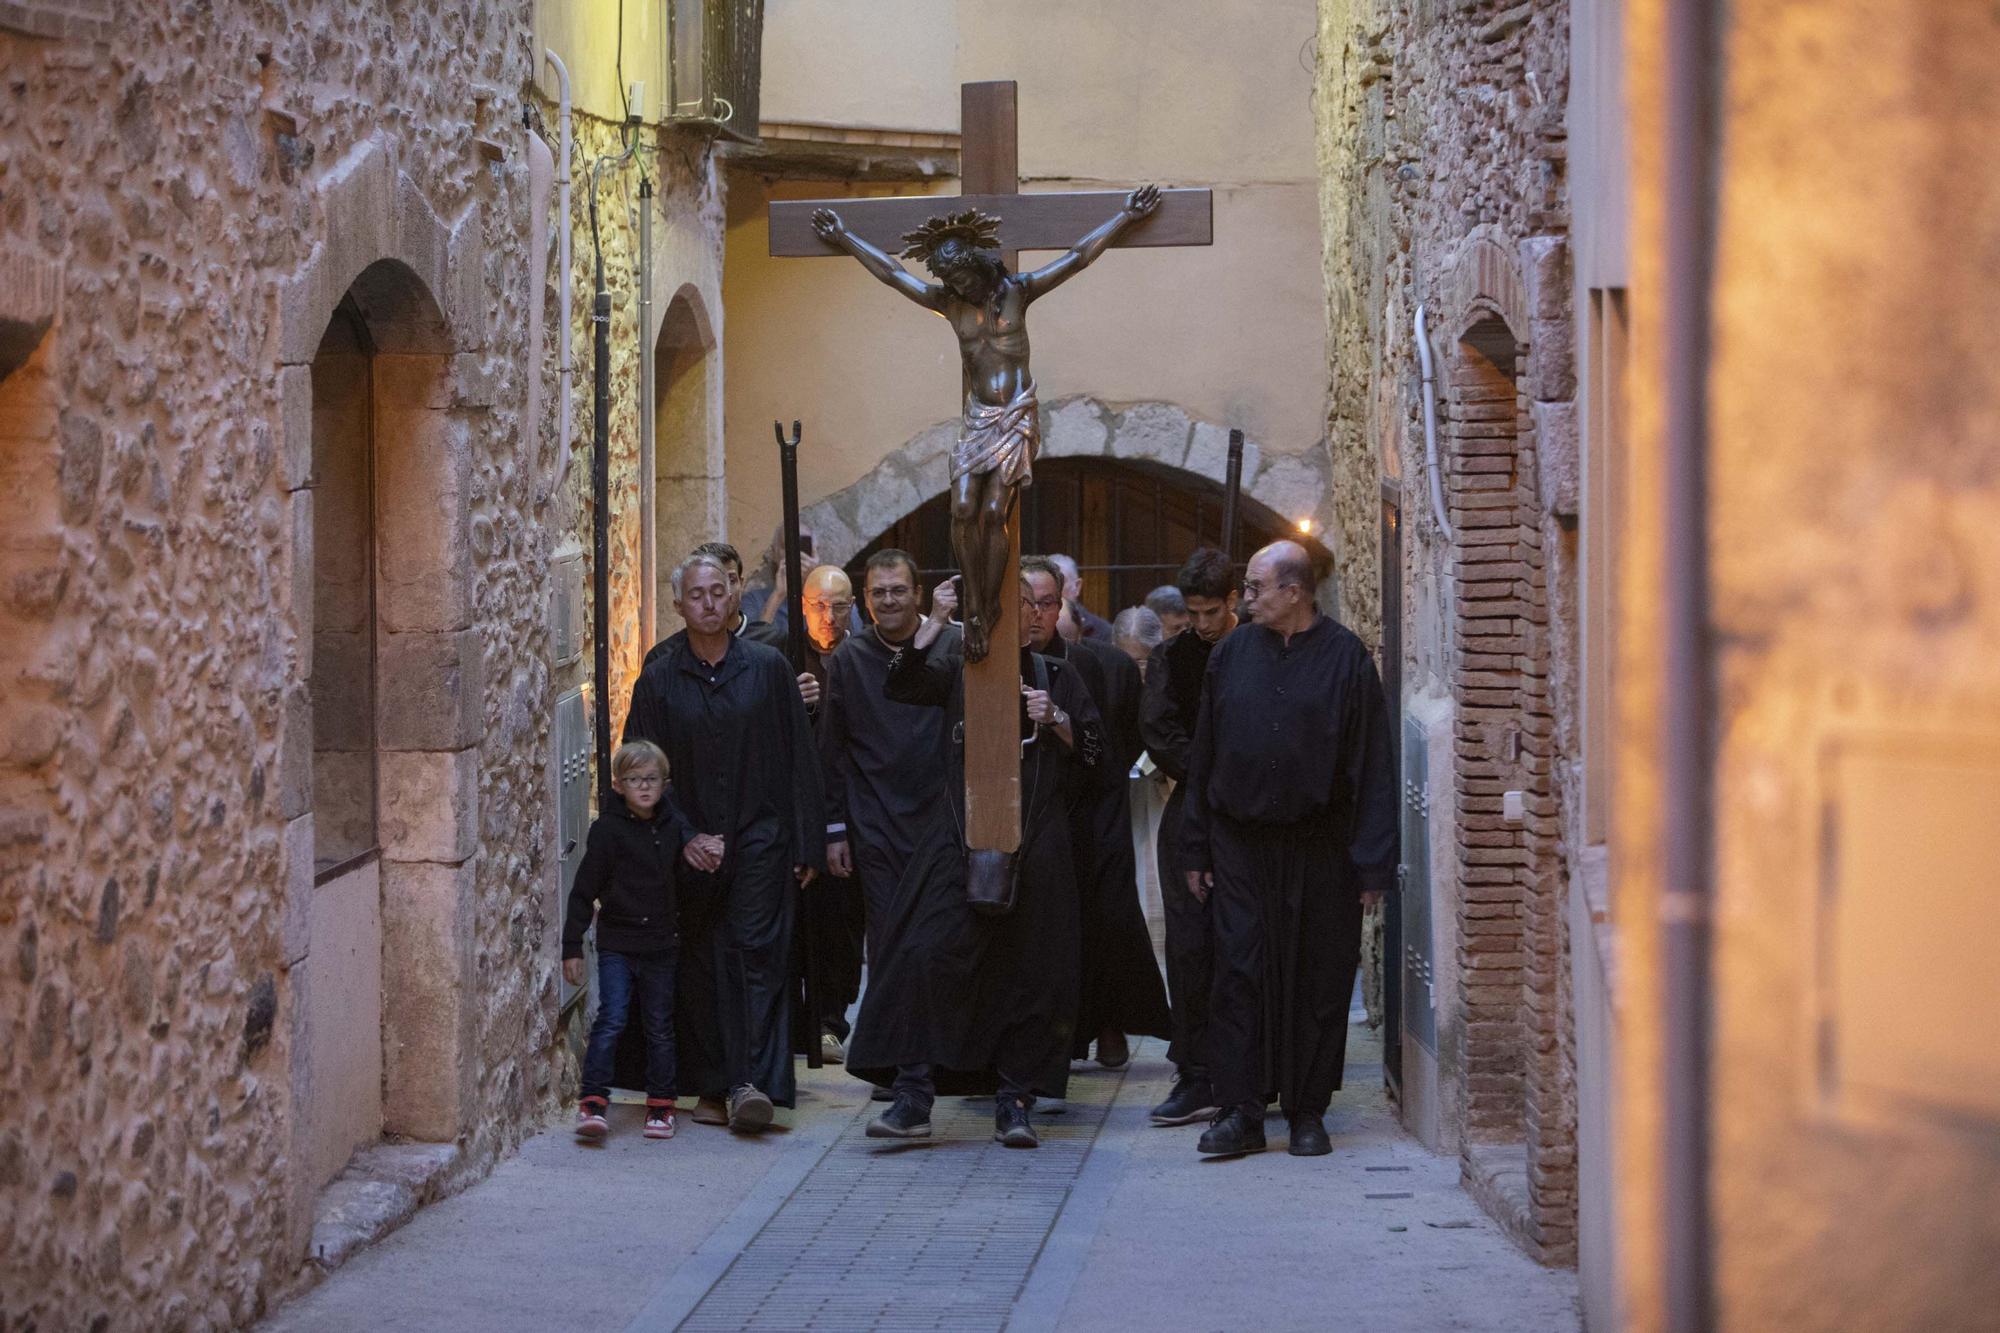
[649,283,722,644]
[275,139,488,1258]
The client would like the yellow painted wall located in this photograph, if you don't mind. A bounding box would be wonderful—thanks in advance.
[724,0,1326,557]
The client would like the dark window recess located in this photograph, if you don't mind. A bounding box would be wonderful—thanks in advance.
[848,457,1316,618]
[666,0,766,144]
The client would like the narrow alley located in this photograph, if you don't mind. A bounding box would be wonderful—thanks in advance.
[260,1032,1577,1332]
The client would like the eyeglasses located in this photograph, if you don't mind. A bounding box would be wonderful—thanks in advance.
[867,584,913,601]
[1021,596,1063,612]
[1241,580,1299,600]
[804,599,854,615]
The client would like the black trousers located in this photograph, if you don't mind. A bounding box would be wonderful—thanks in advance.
[677,821,798,1107]
[807,873,865,1038]
[1207,816,1363,1118]
[1159,784,1214,1078]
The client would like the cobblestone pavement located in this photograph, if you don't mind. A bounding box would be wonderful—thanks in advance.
[260,1027,1576,1332]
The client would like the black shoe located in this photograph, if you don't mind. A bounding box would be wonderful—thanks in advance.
[866,1094,933,1139]
[995,1098,1040,1149]
[1149,1076,1219,1126]
[1288,1115,1331,1157]
[1197,1108,1267,1157]
[870,1084,895,1102]
[1095,1030,1130,1070]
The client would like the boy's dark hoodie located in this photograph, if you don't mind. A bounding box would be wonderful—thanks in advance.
[562,792,693,959]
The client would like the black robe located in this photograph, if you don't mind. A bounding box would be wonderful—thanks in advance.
[1179,614,1396,1116]
[844,641,1103,1099]
[622,634,824,1107]
[1047,636,1172,1053]
[1140,626,1226,1075]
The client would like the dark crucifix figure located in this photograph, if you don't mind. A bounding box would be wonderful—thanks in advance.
[809,185,1161,662]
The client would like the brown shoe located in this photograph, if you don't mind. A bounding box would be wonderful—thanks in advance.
[727,1084,774,1134]
[688,1096,728,1126]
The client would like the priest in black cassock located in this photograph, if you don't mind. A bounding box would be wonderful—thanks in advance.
[1180,540,1396,1159]
[844,571,1103,1149]
[1019,557,1171,1070]
[817,551,960,1115]
[1138,547,1242,1126]
[622,552,824,1134]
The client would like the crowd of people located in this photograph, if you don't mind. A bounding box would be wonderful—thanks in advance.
[562,531,1396,1157]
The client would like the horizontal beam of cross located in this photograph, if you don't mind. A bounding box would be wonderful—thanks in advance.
[769,188,1212,257]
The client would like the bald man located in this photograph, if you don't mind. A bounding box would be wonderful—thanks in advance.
[797,563,865,1058]
[1179,541,1396,1159]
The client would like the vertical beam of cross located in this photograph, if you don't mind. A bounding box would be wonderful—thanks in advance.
[958,81,1024,852]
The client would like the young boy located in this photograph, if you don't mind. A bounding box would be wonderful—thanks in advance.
[563,740,691,1141]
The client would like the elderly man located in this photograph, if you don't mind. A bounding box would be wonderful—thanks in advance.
[1112,605,1166,681]
[798,563,864,1058]
[1139,547,1242,1126]
[1049,553,1114,643]
[1180,541,1396,1159]
[1145,585,1191,641]
[623,553,825,1134]
[1021,557,1171,1070]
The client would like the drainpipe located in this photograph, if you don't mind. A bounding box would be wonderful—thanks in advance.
[587,132,636,808]
[1414,303,1453,544]
[1661,0,1719,1329]
[544,50,574,490]
[638,177,656,651]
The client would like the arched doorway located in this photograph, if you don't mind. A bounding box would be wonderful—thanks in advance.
[301,257,471,1200]
[849,456,1316,616]
[650,287,719,644]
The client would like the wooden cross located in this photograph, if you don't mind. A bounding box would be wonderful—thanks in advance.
[769,81,1212,852]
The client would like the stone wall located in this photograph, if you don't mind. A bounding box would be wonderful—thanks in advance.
[1315,0,1582,1265]
[0,7,715,1326]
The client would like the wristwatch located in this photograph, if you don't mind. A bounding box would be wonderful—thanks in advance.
[1049,706,1069,729]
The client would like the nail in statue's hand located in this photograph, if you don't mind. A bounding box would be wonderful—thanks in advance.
[811,208,845,240]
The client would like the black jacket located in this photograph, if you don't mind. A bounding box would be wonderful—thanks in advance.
[561,796,692,959]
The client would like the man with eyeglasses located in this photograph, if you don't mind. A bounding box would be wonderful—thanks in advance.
[1180,540,1397,1160]
[1020,556,1171,1073]
[797,564,863,1060]
[813,551,961,1116]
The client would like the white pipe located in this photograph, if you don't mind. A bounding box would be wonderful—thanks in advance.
[545,49,574,491]
[526,127,553,514]
[638,179,656,648]
[1415,303,1454,544]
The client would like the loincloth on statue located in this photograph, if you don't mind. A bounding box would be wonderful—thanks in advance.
[949,381,1039,488]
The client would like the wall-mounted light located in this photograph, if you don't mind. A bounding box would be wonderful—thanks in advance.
[1296,517,1315,535]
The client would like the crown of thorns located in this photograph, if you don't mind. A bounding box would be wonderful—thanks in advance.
[900,209,1004,264]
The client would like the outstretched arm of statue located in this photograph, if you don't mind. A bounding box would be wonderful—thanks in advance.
[811,208,944,310]
[1020,185,1161,300]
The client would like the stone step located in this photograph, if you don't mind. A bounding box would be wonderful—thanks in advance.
[307,1142,462,1273]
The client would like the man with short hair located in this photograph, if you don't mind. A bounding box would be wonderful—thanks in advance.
[623,554,826,1134]
[1145,584,1190,641]
[1181,541,1396,1159]
[644,541,785,664]
[1022,557,1171,1070]
[848,569,1103,1149]
[1049,553,1115,643]
[1139,547,1242,1126]
[817,550,962,1116]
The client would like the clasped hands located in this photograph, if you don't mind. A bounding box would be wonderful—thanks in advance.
[683,831,816,886]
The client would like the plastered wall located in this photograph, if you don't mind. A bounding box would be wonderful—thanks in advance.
[723,0,1328,565]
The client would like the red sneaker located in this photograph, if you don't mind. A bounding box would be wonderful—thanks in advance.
[575,1097,609,1140]
[644,1103,676,1140]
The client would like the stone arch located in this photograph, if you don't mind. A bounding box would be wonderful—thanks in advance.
[1437,227,1570,1259]
[651,282,722,639]
[279,144,487,1259]
[800,396,1335,576]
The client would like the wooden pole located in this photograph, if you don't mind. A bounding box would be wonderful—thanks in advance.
[1221,427,1244,559]
[774,418,824,1069]
[960,82,1024,853]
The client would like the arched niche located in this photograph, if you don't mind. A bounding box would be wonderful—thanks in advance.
[651,284,721,641]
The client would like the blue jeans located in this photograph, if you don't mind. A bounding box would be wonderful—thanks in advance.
[581,949,678,1102]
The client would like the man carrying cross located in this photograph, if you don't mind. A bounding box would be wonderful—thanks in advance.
[807,185,1160,662]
